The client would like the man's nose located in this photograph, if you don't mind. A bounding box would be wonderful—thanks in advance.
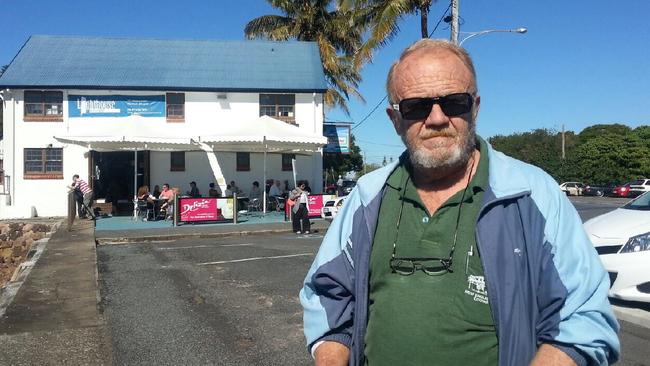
[423,103,450,127]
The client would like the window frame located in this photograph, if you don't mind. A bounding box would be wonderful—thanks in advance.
[259,94,295,124]
[170,151,186,171]
[282,154,295,171]
[24,90,64,122]
[236,152,250,172]
[24,147,64,179]
[166,92,185,122]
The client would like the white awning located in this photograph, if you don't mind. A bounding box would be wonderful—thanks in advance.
[53,135,196,152]
[54,116,327,153]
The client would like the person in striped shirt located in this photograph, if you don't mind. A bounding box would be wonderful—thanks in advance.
[72,174,93,219]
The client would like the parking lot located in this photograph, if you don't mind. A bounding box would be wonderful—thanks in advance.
[97,196,649,365]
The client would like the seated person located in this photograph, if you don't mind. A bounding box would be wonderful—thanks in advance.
[152,185,161,199]
[186,181,201,197]
[208,182,222,197]
[249,181,262,201]
[224,185,233,197]
[164,187,181,219]
[229,180,244,196]
[158,183,174,201]
[268,180,283,197]
[137,185,155,203]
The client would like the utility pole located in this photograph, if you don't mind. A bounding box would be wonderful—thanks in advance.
[562,123,566,160]
[450,0,460,44]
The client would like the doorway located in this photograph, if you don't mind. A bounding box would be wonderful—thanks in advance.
[91,151,149,215]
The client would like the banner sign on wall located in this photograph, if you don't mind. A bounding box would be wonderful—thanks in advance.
[68,95,165,118]
[323,124,351,154]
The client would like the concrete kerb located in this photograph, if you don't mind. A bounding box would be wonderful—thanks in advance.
[95,227,322,245]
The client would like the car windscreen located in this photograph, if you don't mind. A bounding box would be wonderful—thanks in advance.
[623,192,650,211]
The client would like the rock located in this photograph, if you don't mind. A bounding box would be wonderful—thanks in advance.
[22,223,34,232]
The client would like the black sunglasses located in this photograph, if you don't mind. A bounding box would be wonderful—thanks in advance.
[392,92,474,120]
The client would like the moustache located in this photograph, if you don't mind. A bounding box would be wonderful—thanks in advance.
[419,130,457,139]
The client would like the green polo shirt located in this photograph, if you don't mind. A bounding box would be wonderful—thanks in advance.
[365,139,497,365]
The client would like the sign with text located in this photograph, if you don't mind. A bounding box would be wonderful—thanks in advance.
[308,194,335,218]
[68,95,165,118]
[178,197,234,223]
[323,124,351,154]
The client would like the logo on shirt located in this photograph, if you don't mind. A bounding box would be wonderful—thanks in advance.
[465,275,489,304]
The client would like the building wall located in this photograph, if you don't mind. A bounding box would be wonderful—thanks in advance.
[0,89,324,218]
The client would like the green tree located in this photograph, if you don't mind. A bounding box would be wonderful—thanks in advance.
[577,123,631,142]
[245,0,367,114]
[339,0,438,64]
[323,134,364,180]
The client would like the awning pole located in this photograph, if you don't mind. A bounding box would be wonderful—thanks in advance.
[263,137,267,215]
[133,149,138,220]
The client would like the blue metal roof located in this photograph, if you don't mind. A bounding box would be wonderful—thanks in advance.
[0,35,328,92]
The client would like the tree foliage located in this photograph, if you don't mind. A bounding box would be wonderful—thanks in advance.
[323,134,364,181]
[245,0,368,114]
[489,124,650,184]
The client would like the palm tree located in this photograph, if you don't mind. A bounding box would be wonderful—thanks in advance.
[245,0,368,114]
[339,0,438,64]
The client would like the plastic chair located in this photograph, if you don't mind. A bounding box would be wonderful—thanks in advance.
[137,200,154,221]
[247,198,263,213]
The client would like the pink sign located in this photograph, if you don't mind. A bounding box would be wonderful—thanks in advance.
[179,198,220,222]
[308,194,326,218]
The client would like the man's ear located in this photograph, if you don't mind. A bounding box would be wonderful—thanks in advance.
[386,107,402,135]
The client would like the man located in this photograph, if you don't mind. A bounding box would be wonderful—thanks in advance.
[158,183,174,201]
[336,175,344,196]
[186,181,200,197]
[249,181,262,200]
[269,180,283,198]
[71,174,93,219]
[300,39,619,366]
[208,182,222,198]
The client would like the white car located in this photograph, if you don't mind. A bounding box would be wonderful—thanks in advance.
[559,182,584,196]
[629,178,650,196]
[321,196,346,221]
[583,192,650,303]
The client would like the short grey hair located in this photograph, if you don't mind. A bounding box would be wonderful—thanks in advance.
[386,39,478,103]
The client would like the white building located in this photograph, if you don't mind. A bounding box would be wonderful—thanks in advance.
[0,35,328,218]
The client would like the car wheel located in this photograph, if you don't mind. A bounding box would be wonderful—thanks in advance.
[596,190,604,197]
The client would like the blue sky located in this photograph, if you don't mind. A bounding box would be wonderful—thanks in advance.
[1,0,648,163]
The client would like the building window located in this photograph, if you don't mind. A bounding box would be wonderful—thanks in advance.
[24,148,63,179]
[24,91,63,121]
[236,152,250,171]
[260,94,295,124]
[282,154,295,171]
[166,93,185,122]
[170,152,185,171]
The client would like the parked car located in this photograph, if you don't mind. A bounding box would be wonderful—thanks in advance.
[583,183,616,197]
[324,180,357,196]
[629,179,650,196]
[321,196,346,221]
[583,192,650,303]
[609,183,635,198]
[559,182,584,196]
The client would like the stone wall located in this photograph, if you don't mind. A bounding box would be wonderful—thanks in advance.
[0,222,52,288]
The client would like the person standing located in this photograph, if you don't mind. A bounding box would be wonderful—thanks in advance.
[336,175,344,196]
[290,181,310,234]
[300,39,619,366]
[71,174,93,219]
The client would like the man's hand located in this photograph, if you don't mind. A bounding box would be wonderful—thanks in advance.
[530,344,577,366]
[314,341,349,366]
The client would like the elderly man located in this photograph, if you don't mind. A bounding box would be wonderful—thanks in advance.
[300,39,619,366]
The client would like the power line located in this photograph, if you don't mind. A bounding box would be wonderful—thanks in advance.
[351,4,452,132]
[356,139,404,148]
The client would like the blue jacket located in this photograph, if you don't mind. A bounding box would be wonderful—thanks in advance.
[300,142,619,366]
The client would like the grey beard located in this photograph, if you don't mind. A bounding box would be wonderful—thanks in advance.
[402,123,477,172]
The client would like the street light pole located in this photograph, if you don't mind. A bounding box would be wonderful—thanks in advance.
[450,0,460,45]
[458,28,528,46]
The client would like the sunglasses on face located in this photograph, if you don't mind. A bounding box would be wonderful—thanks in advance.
[392,92,474,120]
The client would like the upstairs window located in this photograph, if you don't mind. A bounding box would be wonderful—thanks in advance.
[282,154,295,171]
[24,148,63,179]
[24,91,63,121]
[166,93,185,122]
[260,94,295,124]
[236,152,250,171]
[170,152,185,171]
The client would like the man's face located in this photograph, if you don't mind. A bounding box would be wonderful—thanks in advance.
[387,49,480,171]
[163,185,169,191]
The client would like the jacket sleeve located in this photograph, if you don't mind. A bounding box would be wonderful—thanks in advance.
[299,192,359,353]
[537,186,620,365]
